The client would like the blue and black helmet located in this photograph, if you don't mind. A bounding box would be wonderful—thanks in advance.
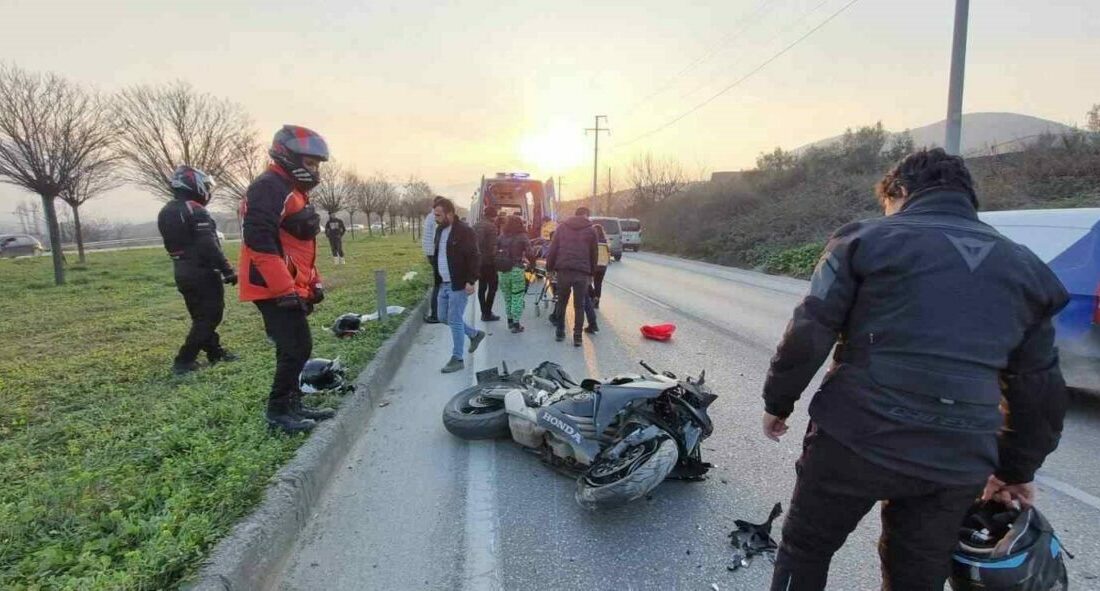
[950,501,1069,591]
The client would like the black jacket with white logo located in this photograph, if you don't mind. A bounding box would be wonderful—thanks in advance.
[763,189,1069,485]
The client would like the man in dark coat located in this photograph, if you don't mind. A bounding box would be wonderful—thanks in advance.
[474,206,501,321]
[763,148,1070,591]
[546,207,599,346]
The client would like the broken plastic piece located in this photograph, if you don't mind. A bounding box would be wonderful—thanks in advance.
[727,502,782,572]
[363,306,407,321]
[402,271,418,281]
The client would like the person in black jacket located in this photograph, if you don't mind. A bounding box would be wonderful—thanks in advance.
[763,148,1070,591]
[474,206,501,321]
[324,214,347,265]
[432,197,487,373]
[157,165,239,375]
[547,207,599,346]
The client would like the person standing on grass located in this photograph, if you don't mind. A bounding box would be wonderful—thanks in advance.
[496,214,534,333]
[762,148,1069,590]
[157,165,239,376]
[474,206,501,321]
[324,214,347,265]
[432,197,486,373]
[422,195,445,324]
[547,206,598,347]
[239,125,335,434]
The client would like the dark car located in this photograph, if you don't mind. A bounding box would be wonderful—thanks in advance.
[0,234,44,258]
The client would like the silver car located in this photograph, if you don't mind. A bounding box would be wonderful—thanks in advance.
[0,234,44,258]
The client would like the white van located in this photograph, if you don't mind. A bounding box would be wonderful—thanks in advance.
[620,218,642,251]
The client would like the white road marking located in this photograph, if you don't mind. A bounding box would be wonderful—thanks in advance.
[606,280,672,310]
[1036,472,1100,512]
[462,301,504,591]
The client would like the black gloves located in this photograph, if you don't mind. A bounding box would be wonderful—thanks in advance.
[311,285,325,305]
[222,270,238,286]
[275,293,306,312]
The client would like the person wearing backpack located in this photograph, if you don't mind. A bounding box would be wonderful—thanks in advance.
[496,214,534,333]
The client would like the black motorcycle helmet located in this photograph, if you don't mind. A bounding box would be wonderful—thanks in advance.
[331,313,364,338]
[299,357,349,394]
[950,501,1069,591]
[169,165,216,205]
[269,124,329,190]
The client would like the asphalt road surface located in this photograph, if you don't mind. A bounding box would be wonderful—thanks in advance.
[274,252,1100,590]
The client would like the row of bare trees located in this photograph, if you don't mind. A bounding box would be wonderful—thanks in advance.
[313,166,435,238]
[0,63,432,285]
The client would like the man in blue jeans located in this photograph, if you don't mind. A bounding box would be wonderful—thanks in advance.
[432,197,486,373]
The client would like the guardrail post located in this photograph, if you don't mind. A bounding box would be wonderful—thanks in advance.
[375,270,388,321]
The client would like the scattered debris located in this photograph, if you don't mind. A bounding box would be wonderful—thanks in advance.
[710,583,720,591]
[727,503,782,573]
[641,323,676,341]
[378,400,390,408]
[402,271,418,282]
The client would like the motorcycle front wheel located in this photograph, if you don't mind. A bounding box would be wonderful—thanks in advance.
[575,431,679,510]
[442,383,512,440]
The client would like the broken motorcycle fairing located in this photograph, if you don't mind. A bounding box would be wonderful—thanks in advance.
[446,360,718,509]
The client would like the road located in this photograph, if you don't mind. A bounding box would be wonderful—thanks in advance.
[273,252,1100,590]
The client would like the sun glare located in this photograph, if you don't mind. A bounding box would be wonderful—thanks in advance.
[519,123,588,172]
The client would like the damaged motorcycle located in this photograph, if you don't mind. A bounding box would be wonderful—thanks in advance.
[442,360,717,509]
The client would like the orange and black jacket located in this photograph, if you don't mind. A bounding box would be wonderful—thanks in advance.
[238,166,322,302]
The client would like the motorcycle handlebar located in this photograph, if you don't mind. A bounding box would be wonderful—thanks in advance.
[639,360,658,375]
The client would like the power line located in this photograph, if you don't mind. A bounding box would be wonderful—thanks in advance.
[617,0,863,148]
[623,0,780,117]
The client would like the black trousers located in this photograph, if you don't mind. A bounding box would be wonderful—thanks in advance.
[328,236,344,257]
[174,267,225,364]
[553,271,591,336]
[255,299,312,407]
[477,264,498,316]
[771,424,984,591]
[428,255,441,318]
[591,267,606,299]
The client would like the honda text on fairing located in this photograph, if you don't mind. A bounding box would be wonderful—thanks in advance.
[441,360,718,509]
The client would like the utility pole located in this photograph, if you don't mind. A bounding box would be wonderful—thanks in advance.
[945,0,969,155]
[585,115,610,211]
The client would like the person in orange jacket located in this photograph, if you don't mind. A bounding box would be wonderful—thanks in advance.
[239,124,335,434]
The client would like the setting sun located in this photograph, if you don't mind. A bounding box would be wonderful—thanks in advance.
[518,122,589,173]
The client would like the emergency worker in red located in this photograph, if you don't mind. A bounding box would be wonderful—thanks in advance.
[239,125,335,434]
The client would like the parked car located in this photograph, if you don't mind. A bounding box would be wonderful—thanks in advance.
[0,234,43,258]
[590,217,623,261]
[979,208,1100,392]
[620,218,642,251]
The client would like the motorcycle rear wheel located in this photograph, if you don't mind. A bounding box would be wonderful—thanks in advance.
[442,383,512,440]
[575,433,679,510]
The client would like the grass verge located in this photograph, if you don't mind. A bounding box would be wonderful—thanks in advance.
[0,234,429,590]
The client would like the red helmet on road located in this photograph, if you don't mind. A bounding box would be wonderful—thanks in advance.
[269,125,330,189]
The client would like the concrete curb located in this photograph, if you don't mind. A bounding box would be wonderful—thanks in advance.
[183,294,429,591]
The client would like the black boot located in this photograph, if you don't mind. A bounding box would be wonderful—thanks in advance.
[292,391,336,421]
[266,398,316,434]
[172,360,201,375]
[555,328,565,342]
[584,323,599,334]
[207,349,239,365]
[574,333,583,347]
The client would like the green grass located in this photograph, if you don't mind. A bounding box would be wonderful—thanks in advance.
[0,234,430,590]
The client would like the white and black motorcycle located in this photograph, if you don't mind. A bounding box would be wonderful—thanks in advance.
[442,361,717,509]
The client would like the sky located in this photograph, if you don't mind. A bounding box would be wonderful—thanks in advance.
[0,0,1097,227]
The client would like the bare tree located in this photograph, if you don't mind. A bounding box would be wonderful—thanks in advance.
[375,177,397,235]
[628,153,686,213]
[0,64,115,285]
[113,80,259,204]
[59,160,123,263]
[355,175,382,236]
[313,162,353,215]
[403,176,433,240]
[1087,104,1100,134]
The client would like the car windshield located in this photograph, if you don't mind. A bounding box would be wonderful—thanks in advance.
[593,218,620,233]
[620,220,640,232]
